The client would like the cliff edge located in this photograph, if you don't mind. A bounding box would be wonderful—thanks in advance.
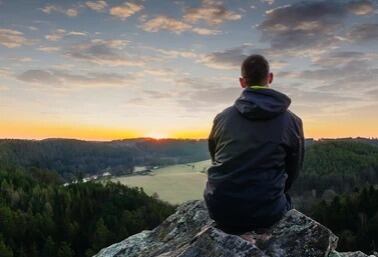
[93,200,375,257]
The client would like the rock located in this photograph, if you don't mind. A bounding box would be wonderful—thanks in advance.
[329,251,373,257]
[93,200,369,257]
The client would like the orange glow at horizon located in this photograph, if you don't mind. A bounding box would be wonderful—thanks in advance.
[0,118,377,141]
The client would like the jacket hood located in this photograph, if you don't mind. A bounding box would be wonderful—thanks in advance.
[234,87,291,120]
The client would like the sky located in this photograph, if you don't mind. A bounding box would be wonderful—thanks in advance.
[0,0,378,140]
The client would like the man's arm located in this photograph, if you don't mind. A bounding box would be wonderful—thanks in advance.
[284,119,304,192]
[208,119,216,163]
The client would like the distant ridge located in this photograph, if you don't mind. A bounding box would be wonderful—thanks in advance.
[0,138,209,180]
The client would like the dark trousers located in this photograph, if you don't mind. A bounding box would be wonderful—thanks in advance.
[213,193,293,235]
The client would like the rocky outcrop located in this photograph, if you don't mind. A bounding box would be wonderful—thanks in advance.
[94,200,375,257]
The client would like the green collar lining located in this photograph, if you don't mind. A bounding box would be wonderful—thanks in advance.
[248,85,269,90]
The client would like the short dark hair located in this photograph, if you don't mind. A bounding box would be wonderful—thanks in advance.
[241,55,270,85]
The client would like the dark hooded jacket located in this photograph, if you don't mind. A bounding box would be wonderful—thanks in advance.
[204,86,304,234]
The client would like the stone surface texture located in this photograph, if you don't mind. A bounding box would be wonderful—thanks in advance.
[94,200,375,257]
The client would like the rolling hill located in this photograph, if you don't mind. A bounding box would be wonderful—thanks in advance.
[0,138,209,180]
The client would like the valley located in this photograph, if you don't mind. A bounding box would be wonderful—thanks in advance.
[111,160,210,204]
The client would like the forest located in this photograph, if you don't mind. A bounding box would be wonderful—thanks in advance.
[309,186,378,253]
[0,164,175,257]
[0,138,208,180]
[291,139,378,212]
[0,138,378,256]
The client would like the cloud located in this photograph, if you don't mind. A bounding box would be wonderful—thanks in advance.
[0,68,11,77]
[179,86,240,111]
[347,0,375,15]
[45,29,87,41]
[261,0,275,5]
[258,0,376,53]
[41,5,58,13]
[41,4,79,17]
[199,45,258,70]
[85,1,108,12]
[8,57,32,62]
[175,76,219,90]
[259,1,349,50]
[0,28,28,48]
[66,9,79,17]
[67,31,87,36]
[199,45,290,71]
[366,88,378,100]
[279,59,378,95]
[183,0,242,25]
[142,67,177,78]
[347,23,378,42]
[17,69,133,88]
[37,46,61,53]
[142,16,192,33]
[110,2,143,20]
[127,74,239,112]
[18,70,60,85]
[192,27,221,35]
[143,90,172,99]
[152,48,199,59]
[312,51,378,67]
[142,15,222,35]
[65,39,146,66]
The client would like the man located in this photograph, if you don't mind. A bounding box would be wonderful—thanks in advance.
[204,54,304,235]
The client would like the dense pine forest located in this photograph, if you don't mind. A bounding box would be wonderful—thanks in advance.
[310,186,378,253]
[292,140,378,211]
[293,139,378,254]
[0,165,175,257]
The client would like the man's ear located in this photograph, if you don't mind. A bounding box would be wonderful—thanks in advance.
[268,72,274,84]
[239,77,247,88]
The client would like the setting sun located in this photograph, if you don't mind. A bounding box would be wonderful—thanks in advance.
[145,132,169,139]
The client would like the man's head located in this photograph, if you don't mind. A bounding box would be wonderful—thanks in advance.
[239,54,273,88]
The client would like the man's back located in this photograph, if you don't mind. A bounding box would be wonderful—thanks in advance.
[204,86,304,234]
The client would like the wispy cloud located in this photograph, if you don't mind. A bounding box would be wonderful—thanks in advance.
[259,0,376,52]
[110,2,143,20]
[347,23,378,42]
[45,29,87,41]
[17,69,134,88]
[0,68,11,77]
[312,51,378,67]
[141,0,239,35]
[183,0,242,25]
[199,45,255,70]
[0,28,28,48]
[261,0,275,5]
[64,39,146,66]
[85,1,108,12]
[347,0,375,15]
[41,4,79,17]
[152,48,199,59]
[142,15,222,35]
[37,46,61,53]
[192,27,221,35]
[142,15,192,33]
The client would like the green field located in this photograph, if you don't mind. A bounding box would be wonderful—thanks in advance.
[111,160,211,204]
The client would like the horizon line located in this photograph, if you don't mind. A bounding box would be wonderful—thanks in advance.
[0,136,378,143]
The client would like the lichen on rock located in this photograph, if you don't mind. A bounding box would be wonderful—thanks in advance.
[93,200,375,257]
